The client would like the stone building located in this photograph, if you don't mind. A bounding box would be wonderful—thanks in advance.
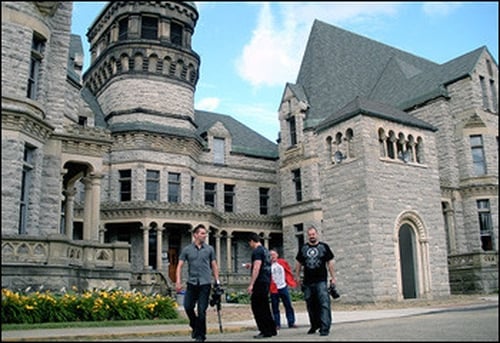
[2,2,497,302]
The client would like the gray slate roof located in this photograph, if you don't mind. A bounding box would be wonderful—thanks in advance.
[295,19,489,130]
[316,96,437,133]
[195,110,278,159]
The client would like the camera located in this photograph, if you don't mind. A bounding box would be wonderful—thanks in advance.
[209,283,224,307]
[328,283,340,299]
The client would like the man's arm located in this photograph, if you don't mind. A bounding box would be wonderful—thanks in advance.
[328,259,336,284]
[247,260,262,293]
[175,260,184,292]
[211,259,220,284]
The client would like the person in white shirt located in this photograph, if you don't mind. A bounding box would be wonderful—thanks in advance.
[270,248,298,330]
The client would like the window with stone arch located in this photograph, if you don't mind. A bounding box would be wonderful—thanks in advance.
[326,128,353,164]
[378,127,424,164]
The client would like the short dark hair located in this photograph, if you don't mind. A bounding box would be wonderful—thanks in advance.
[248,233,261,243]
[193,224,207,234]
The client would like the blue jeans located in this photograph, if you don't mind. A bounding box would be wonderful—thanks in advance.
[303,281,331,334]
[184,283,211,340]
[270,286,296,327]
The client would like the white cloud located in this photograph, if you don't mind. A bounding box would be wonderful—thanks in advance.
[236,2,400,88]
[236,3,302,88]
[196,97,220,111]
[422,2,462,16]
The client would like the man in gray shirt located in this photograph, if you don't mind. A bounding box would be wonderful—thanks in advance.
[176,224,220,342]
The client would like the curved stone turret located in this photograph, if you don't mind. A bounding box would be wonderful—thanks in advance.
[83,1,200,133]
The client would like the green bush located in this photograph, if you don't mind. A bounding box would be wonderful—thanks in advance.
[1,287,179,324]
[225,288,304,304]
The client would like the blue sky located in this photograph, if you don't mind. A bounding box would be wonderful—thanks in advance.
[72,2,499,143]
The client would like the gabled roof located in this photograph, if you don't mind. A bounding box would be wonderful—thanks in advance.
[195,110,278,159]
[81,92,278,159]
[296,19,491,128]
[316,96,437,133]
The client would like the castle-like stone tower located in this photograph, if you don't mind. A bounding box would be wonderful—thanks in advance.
[83,2,199,133]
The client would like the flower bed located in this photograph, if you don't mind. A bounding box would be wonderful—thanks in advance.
[1,287,179,324]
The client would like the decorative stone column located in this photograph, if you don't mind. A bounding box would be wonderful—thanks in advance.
[141,226,150,270]
[82,177,93,241]
[226,233,233,273]
[63,187,76,240]
[90,173,103,241]
[214,232,222,268]
[263,234,270,250]
[156,226,165,270]
[98,224,107,244]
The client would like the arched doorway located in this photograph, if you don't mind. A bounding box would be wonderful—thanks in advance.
[394,211,431,300]
[399,224,417,298]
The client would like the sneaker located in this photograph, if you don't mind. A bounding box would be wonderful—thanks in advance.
[276,325,280,331]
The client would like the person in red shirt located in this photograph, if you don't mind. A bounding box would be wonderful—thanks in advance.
[270,248,298,330]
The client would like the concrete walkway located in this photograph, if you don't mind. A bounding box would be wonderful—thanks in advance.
[2,296,497,342]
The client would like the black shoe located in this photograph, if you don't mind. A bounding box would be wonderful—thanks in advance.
[307,328,318,334]
[253,333,272,339]
[319,332,329,336]
[195,338,205,342]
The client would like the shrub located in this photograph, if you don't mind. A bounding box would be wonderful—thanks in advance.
[1,287,179,324]
[225,288,304,304]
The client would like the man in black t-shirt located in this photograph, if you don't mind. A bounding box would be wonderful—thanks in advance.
[295,226,336,337]
[247,232,277,339]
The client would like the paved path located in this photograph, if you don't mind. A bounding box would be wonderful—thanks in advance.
[2,296,497,341]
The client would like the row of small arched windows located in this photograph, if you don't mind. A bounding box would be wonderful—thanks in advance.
[325,128,424,164]
[379,128,424,164]
[326,129,353,164]
[87,52,197,94]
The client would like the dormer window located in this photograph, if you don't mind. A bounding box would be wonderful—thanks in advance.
[213,137,225,164]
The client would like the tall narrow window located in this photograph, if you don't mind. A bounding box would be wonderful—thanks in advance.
[190,176,195,203]
[170,22,183,46]
[204,182,216,207]
[292,169,302,202]
[259,187,269,215]
[477,199,493,251]
[295,223,304,251]
[141,16,158,39]
[146,170,160,201]
[213,137,225,164]
[470,135,487,176]
[288,116,297,146]
[119,169,131,201]
[19,145,35,234]
[27,33,45,99]
[386,131,396,159]
[118,17,128,41]
[480,76,489,109]
[168,172,181,203]
[490,79,497,112]
[224,184,235,212]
